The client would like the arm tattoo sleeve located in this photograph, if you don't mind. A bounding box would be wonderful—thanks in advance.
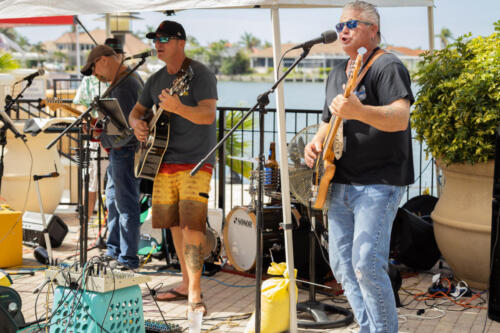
[185,243,204,272]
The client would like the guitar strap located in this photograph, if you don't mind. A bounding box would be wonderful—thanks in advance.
[334,48,387,158]
[177,57,192,81]
[353,48,386,90]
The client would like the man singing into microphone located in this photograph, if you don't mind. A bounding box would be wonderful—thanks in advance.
[80,43,144,271]
[304,1,414,332]
[129,20,217,317]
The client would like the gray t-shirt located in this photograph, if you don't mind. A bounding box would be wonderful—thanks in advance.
[321,51,414,186]
[138,59,218,164]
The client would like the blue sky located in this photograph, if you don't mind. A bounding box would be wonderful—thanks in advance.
[13,0,499,50]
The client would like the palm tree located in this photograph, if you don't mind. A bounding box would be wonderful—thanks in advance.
[239,32,261,51]
[436,28,453,49]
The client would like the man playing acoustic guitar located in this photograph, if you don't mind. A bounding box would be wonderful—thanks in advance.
[304,2,414,332]
[129,20,217,317]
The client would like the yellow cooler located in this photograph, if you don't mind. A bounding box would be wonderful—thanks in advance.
[0,205,23,268]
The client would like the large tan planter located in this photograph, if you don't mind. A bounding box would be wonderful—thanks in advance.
[431,160,494,289]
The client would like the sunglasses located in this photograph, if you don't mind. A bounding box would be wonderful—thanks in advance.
[153,36,178,43]
[335,20,373,33]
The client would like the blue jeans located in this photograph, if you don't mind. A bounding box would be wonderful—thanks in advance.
[105,146,141,268]
[327,184,404,333]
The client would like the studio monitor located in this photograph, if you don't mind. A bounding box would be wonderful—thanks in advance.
[22,211,68,248]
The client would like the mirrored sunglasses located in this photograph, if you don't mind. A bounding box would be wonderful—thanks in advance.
[335,20,373,33]
[153,36,178,43]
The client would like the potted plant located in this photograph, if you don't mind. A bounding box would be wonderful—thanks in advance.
[411,21,500,289]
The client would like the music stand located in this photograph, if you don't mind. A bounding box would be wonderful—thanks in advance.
[95,98,132,137]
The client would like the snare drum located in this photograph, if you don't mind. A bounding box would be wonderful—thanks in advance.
[223,206,302,272]
[203,227,222,263]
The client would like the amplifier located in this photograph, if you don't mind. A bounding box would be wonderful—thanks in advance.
[0,206,22,268]
[22,211,68,248]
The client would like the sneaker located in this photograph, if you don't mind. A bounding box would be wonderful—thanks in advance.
[100,254,116,263]
[109,260,136,272]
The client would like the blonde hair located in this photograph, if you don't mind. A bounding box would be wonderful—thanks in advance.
[344,1,381,43]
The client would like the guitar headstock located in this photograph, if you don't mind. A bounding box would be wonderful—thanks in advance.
[170,67,194,97]
[41,98,82,117]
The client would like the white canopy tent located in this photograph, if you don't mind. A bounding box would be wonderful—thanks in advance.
[0,1,435,331]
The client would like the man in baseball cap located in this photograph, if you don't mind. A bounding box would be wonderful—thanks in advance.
[145,20,186,40]
[104,37,124,54]
[80,45,116,77]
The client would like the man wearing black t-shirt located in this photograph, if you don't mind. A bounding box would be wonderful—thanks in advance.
[304,2,414,332]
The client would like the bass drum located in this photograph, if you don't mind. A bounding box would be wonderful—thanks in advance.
[223,205,301,272]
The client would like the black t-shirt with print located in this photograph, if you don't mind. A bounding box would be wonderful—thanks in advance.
[321,52,415,186]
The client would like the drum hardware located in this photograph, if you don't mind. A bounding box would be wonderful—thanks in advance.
[248,170,258,209]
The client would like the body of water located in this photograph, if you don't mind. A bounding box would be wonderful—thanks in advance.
[214,80,436,204]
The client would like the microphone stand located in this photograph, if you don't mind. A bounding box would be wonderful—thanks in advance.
[191,45,314,333]
[46,57,147,264]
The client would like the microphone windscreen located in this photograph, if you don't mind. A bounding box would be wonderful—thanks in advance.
[38,68,45,76]
[150,49,158,57]
[322,30,338,44]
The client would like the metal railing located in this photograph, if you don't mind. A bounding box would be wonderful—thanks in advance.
[9,77,436,214]
[214,106,436,216]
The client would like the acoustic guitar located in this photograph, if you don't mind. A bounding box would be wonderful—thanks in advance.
[312,47,365,210]
[134,66,194,180]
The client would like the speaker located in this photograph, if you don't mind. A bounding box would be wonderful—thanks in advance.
[488,124,500,321]
[22,211,68,248]
[390,195,440,270]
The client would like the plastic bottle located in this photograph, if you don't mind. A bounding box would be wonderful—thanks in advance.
[187,310,203,333]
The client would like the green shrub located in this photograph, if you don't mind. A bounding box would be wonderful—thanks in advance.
[0,52,20,71]
[412,23,500,165]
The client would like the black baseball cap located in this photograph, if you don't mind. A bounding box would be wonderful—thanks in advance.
[104,37,124,54]
[146,20,186,40]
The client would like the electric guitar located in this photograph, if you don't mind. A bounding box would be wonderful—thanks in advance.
[134,66,194,180]
[40,98,82,117]
[312,48,365,210]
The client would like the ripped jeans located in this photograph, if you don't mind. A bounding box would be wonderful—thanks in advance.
[327,184,404,333]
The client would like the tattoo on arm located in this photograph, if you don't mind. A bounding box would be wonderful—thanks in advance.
[184,243,204,272]
[383,105,397,118]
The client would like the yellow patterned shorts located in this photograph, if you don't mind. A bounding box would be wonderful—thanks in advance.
[152,163,212,232]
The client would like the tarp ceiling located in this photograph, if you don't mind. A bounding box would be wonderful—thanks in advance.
[0,1,434,19]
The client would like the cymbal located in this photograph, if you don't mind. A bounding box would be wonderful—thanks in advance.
[227,155,258,164]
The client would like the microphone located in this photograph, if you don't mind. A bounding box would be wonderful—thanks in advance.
[124,49,157,60]
[291,30,338,50]
[16,68,45,83]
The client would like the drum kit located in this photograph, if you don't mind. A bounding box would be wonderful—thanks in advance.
[222,156,331,281]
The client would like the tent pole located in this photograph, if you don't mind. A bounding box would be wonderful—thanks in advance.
[427,5,435,52]
[270,6,298,333]
[75,21,80,77]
